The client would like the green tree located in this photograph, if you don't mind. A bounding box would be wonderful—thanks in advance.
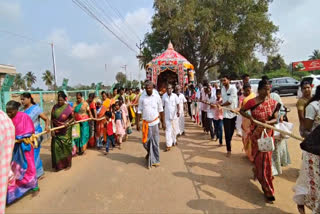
[264,54,287,72]
[42,70,53,90]
[131,80,140,88]
[116,72,127,86]
[245,57,264,76]
[13,73,26,90]
[142,0,278,82]
[309,49,320,60]
[24,71,37,90]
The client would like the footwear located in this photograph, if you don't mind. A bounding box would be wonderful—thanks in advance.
[152,163,160,167]
[297,205,305,214]
[226,152,231,157]
[165,147,171,152]
[104,152,108,155]
[264,194,275,202]
[218,144,223,147]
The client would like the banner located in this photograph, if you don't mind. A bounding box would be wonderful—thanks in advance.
[293,59,320,71]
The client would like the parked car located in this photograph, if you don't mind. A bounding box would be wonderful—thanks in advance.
[297,75,320,97]
[249,79,261,94]
[270,77,300,95]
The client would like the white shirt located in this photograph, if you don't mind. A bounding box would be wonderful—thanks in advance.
[305,100,320,131]
[222,85,238,119]
[206,95,216,119]
[162,92,179,120]
[177,93,187,113]
[138,92,163,126]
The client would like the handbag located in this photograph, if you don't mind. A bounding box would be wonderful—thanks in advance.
[274,122,294,140]
[257,129,275,152]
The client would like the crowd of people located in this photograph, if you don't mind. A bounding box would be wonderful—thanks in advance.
[0,75,319,213]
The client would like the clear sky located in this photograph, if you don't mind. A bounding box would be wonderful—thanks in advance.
[1,0,319,88]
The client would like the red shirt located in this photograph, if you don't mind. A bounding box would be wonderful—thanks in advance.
[106,120,114,136]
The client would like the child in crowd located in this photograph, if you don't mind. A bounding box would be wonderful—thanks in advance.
[212,89,224,146]
[114,101,126,149]
[118,97,128,141]
[104,111,115,155]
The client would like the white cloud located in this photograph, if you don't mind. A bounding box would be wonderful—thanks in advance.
[46,29,70,47]
[0,1,22,21]
[4,6,152,89]
[70,42,104,59]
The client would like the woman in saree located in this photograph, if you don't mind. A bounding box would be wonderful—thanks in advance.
[241,83,256,162]
[293,86,320,214]
[87,93,97,148]
[95,99,107,149]
[127,88,136,124]
[74,92,93,155]
[51,93,74,171]
[6,101,38,204]
[21,92,50,179]
[240,79,279,202]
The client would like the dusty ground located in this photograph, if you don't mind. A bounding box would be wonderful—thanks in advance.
[6,96,307,214]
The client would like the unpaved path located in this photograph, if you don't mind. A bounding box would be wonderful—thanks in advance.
[6,96,306,213]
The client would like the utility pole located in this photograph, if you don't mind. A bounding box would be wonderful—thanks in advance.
[136,40,144,82]
[121,64,127,79]
[51,42,57,92]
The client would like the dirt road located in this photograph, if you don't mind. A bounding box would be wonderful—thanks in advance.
[6,96,306,213]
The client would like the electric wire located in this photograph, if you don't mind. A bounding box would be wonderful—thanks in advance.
[73,0,138,54]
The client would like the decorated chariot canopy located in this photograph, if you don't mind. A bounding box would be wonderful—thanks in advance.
[146,42,195,90]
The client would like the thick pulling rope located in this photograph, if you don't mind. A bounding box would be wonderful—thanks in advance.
[199,99,304,141]
[15,117,107,144]
[15,99,304,143]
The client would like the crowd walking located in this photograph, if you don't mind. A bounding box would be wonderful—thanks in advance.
[1,77,320,214]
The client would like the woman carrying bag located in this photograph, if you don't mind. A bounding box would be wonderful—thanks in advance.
[240,79,280,202]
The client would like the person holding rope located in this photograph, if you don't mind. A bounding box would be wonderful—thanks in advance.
[221,75,238,157]
[51,93,74,171]
[21,92,50,179]
[87,93,97,148]
[240,79,280,202]
[73,92,93,155]
[6,101,39,204]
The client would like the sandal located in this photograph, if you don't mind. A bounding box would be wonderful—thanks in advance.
[297,205,305,214]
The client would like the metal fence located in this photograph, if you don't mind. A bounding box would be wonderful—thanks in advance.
[0,89,101,128]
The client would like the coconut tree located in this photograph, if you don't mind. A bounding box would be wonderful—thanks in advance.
[13,73,26,90]
[24,71,37,90]
[309,49,320,60]
[42,70,53,90]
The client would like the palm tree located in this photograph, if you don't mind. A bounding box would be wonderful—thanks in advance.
[309,49,320,60]
[138,47,153,70]
[24,71,37,90]
[42,70,53,90]
[13,73,26,90]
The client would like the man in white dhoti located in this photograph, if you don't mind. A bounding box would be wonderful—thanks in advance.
[136,81,165,169]
[175,85,187,136]
[162,84,180,151]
